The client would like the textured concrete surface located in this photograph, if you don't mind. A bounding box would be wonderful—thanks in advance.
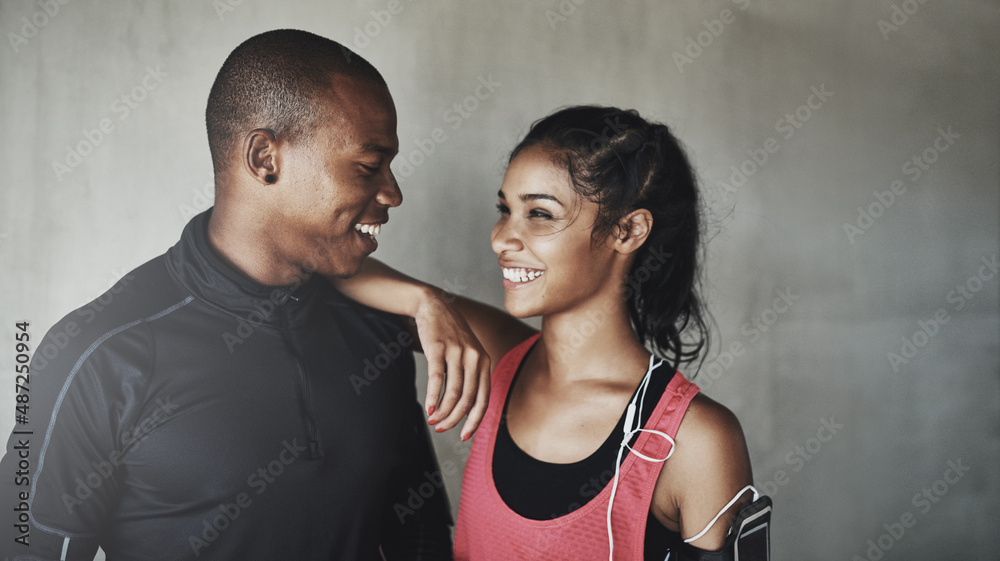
[1,1,996,559]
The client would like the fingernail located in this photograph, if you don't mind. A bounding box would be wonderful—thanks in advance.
[428,419,438,426]
[428,405,436,416]
[461,433,470,442]
[435,427,445,433]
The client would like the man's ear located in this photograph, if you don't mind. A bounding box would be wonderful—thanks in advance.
[242,129,279,185]
[610,209,653,255]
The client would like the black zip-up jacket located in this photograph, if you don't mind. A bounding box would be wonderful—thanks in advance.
[0,209,452,560]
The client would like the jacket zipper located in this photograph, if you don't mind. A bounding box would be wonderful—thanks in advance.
[280,299,323,460]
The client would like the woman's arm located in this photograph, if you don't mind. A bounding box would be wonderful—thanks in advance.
[650,393,755,551]
[331,258,537,439]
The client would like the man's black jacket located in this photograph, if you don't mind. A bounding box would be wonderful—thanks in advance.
[0,209,452,560]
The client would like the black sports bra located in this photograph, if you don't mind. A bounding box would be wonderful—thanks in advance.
[491,353,684,560]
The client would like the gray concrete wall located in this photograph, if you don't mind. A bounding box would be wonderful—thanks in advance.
[1,1,996,559]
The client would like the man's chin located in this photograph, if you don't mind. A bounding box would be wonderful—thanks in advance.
[306,234,375,280]
[317,256,368,280]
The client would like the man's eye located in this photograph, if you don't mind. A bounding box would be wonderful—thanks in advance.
[496,203,510,214]
[359,163,379,174]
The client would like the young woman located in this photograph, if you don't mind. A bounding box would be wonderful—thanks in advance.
[335,106,768,560]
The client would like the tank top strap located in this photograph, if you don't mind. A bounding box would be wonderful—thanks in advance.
[478,333,541,442]
[632,370,700,466]
[456,341,700,561]
[488,333,540,412]
[493,332,541,390]
[600,370,699,559]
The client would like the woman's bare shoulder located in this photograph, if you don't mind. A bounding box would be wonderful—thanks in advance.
[650,392,754,548]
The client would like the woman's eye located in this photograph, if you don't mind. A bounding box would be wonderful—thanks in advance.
[496,203,510,214]
[528,209,553,219]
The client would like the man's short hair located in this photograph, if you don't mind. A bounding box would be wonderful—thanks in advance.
[205,29,385,175]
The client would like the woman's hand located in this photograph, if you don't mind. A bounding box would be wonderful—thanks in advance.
[331,258,534,439]
[413,291,491,441]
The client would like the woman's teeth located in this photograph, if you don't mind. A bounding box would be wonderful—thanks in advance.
[502,267,544,283]
[355,223,381,236]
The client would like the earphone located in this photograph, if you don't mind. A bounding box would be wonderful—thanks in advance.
[681,485,760,544]
[604,354,761,559]
[606,354,674,560]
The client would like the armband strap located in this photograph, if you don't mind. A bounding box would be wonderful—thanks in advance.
[669,494,772,561]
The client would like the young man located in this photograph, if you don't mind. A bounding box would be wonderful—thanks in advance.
[1,29,488,560]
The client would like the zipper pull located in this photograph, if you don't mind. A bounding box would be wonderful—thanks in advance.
[308,439,323,460]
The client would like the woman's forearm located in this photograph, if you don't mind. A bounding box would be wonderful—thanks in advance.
[330,259,536,365]
[330,258,536,437]
[332,258,437,317]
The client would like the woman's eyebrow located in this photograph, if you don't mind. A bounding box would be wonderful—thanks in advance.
[520,193,563,206]
[497,189,564,206]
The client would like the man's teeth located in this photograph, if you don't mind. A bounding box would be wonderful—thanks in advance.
[502,267,544,283]
[354,223,381,236]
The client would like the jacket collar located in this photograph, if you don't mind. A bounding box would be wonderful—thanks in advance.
[165,208,320,323]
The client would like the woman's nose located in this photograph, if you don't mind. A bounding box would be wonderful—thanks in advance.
[491,219,523,255]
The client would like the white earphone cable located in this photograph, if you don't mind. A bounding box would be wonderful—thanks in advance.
[681,484,760,544]
[607,355,671,560]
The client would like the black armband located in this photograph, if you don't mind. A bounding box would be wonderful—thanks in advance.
[671,494,772,561]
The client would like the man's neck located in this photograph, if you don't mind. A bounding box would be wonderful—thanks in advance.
[207,205,309,287]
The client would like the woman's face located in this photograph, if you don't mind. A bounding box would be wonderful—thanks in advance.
[491,145,619,318]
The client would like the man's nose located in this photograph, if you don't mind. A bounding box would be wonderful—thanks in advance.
[376,172,402,207]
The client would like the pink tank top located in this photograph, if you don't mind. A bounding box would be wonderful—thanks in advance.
[454,333,700,560]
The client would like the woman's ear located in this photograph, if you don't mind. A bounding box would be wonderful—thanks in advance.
[611,209,653,255]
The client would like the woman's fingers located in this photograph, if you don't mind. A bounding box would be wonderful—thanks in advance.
[430,345,466,429]
[435,346,487,434]
[460,354,492,440]
[423,341,446,418]
[413,296,491,435]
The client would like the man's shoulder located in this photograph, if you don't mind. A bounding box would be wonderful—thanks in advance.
[33,253,192,376]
